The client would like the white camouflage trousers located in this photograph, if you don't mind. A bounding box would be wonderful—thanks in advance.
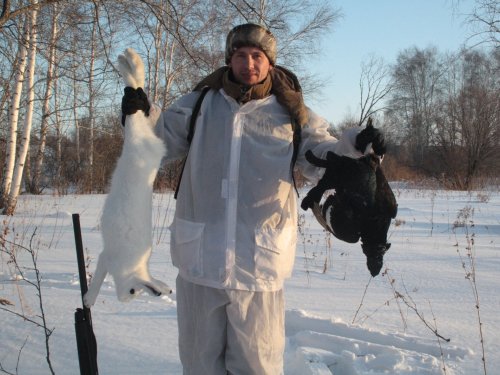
[176,275,285,375]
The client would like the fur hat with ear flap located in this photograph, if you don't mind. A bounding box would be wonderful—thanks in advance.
[225,23,277,66]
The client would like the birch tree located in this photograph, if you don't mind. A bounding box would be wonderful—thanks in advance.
[0,0,58,27]
[2,2,39,215]
[85,5,97,193]
[29,2,59,194]
[53,58,63,192]
[1,14,29,210]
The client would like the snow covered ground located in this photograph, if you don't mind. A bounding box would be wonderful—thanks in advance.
[1,188,499,374]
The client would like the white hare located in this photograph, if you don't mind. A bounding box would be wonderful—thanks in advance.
[84,48,171,307]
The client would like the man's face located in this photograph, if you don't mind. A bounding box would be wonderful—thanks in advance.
[229,46,273,86]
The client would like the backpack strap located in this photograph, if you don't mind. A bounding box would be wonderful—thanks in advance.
[187,86,211,143]
[174,86,211,199]
[290,118,302,196]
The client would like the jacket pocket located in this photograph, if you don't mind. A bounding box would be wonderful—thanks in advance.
[170,218,205,277]
[254,226,296,281]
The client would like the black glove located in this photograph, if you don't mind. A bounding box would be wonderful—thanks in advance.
[355,120,386,156]
[121,87,150,126]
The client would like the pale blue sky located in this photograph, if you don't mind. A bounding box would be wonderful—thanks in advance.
[308,0,477,125]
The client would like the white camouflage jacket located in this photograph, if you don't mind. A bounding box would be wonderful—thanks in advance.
[157,88,362,291]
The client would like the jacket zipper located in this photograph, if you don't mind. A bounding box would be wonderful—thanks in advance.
[223,111,243,281]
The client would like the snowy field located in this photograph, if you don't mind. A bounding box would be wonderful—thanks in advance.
[1,188,499,374]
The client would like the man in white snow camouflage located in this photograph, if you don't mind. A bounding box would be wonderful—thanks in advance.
[121,23,385,375]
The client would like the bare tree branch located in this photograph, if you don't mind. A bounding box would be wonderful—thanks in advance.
[358,54,393,126]
[0,0,59,28]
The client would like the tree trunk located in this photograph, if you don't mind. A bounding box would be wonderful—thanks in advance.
[1,15,29,210]
[3,2,39,215]
[86,13,97,193]
[73,51,81,167]
[30,2,58,194]
[151,18,162,103]
[53,61,63,194]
